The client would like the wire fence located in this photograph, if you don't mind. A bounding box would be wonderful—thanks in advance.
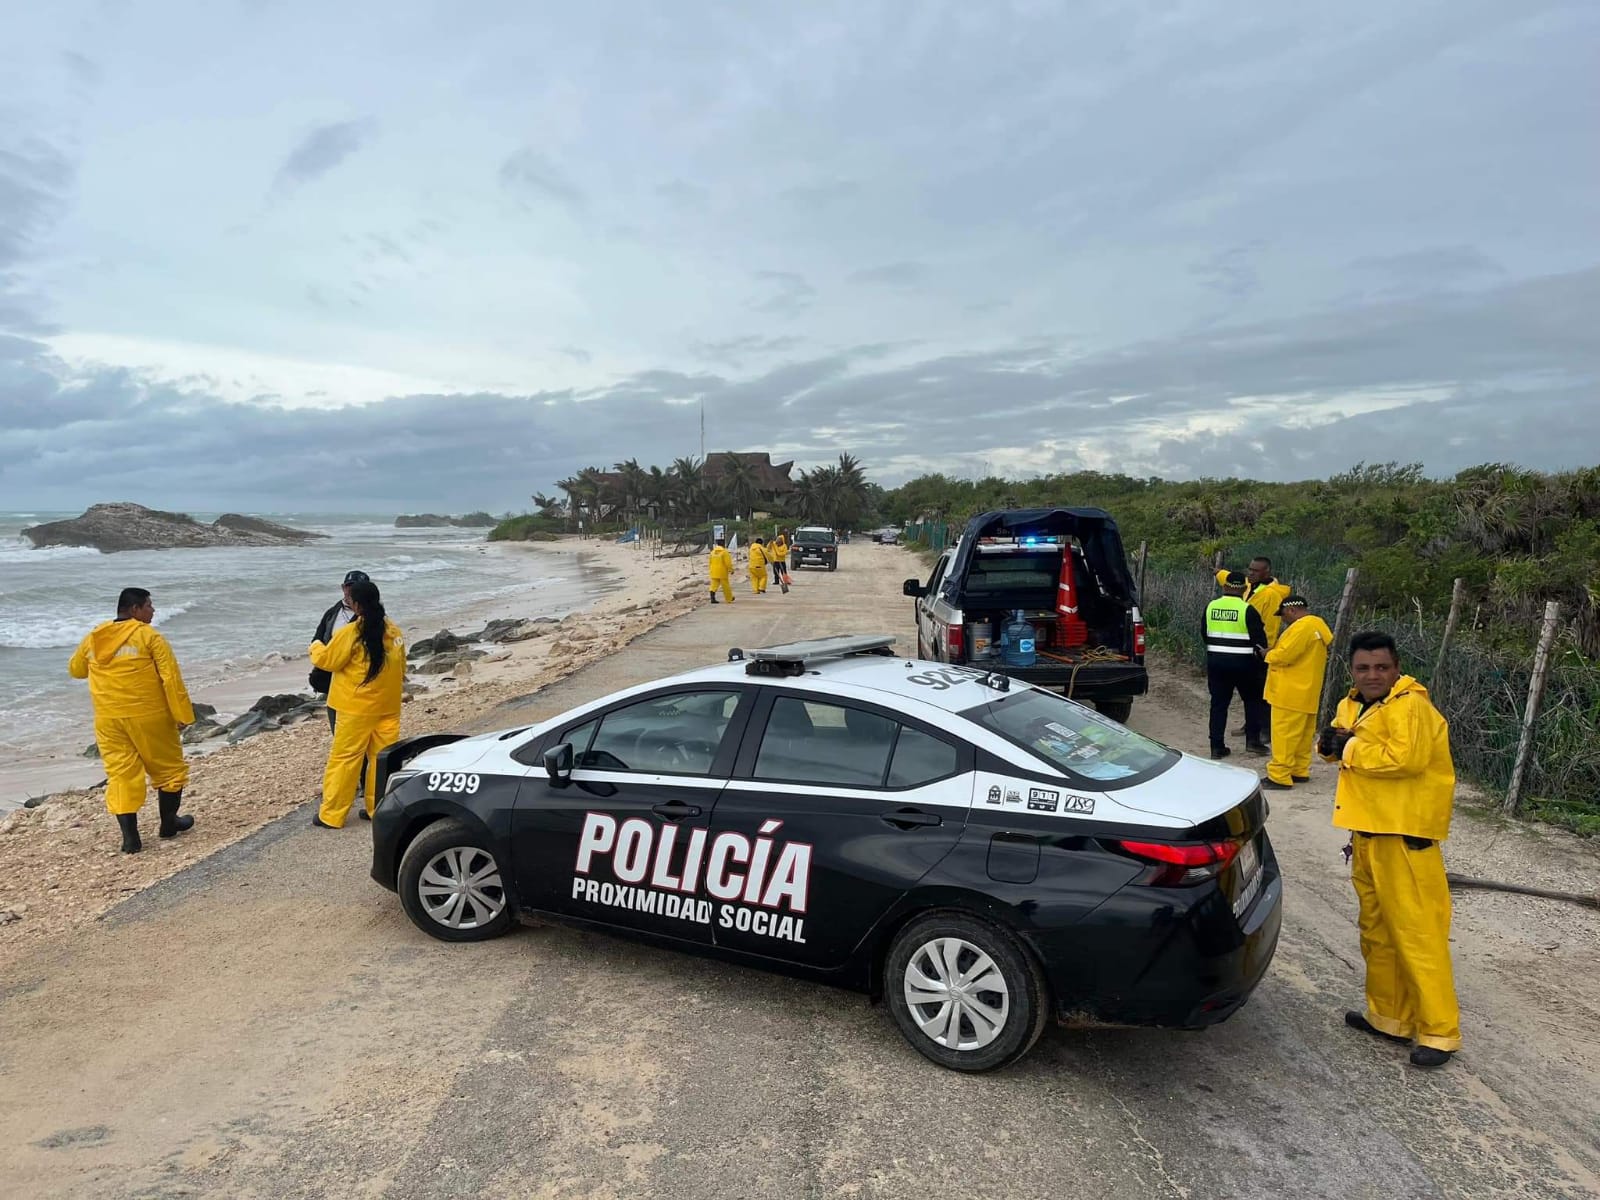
[1142,564,1600,833]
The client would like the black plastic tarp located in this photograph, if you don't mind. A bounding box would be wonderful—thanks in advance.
[938,508,1139,607]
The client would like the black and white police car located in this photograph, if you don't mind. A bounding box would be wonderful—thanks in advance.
[371,635,1281,1072]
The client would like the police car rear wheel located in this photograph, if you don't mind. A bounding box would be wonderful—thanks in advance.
[886,913,1048,1072]
[398,819,514,942]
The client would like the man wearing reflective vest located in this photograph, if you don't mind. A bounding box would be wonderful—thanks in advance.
[1320,630,1460,1069]
[1203,572,1269,760]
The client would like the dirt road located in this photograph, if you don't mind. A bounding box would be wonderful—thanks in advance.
[2,542,1597,1199]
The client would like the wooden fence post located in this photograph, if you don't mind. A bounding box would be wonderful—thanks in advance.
[1504,600,1563,815]
[1213,548,1224,571]
[1136,540,1149,600]
[1317,568,1361,726]
[1432,577,1465,688]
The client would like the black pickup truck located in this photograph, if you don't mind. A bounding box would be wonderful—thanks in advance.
[901,507,1149,722]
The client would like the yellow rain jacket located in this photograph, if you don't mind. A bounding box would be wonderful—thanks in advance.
[1263,615,1333,713]
[1328,676,1456,841]
[708,545,733,583]
[1248,579,1292,647]
[749,542,769,571]
[69,620,195,725]
[770,535,789,562]
[309,619,406,717]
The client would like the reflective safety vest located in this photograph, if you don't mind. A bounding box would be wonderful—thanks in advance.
[1205,596,1256,666]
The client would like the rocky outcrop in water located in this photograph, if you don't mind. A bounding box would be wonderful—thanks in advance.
[394,512,497,528]
[22,504,327,553]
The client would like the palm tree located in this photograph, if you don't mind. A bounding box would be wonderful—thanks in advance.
[554,475,585,530]
[719,452,759,520]
[833,453,869,529]
[670,456,704,517]
[531,491,562,516]
[642,465,672,519]
[614,458,648,524]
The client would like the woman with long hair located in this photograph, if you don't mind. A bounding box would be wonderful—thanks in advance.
[308,578,406,828]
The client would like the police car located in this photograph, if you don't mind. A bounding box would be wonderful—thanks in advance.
[370,635,1281,1072]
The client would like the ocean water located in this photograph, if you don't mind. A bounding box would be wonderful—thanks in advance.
[0,511,617,785]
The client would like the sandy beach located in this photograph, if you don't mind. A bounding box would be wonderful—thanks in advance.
[0,535,710,960]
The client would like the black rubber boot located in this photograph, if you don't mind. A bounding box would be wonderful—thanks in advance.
[157,790,194,838]
[117,813,142,854]
[1410,1046,1454,1069]
[1344,1010,1410,1045]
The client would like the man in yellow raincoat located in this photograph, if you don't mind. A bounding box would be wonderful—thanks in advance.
[748,537,770,595]
[1321,630,1460,1069]
[1246,556,1292,648]
[68,587,196,853]
[1262,595,1332,790]
[769,530,791,593]
[708,538,734,604]
[309,579,406,828]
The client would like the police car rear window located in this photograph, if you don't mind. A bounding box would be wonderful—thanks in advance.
[961,690,1171,783]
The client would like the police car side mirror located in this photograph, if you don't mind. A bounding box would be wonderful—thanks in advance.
[543,742,574,786]
[903,579,925,598]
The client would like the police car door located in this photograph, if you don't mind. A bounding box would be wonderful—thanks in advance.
[512,687,753,946]
[707,691,972,967]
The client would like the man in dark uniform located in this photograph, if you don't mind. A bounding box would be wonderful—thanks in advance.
[1204,571,1270,760]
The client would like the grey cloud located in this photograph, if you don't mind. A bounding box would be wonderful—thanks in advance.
[690,335,805,366]
[273,119,377,190]
[751,270,815,318]
[1347,246,1505,299]
[61,51,100,86]
[850,262,926,288]
[558,345,592,365]
[1191,244,1263,301]
[0,139,74,335]
[2,265,1595,507]
[500,149,588,216]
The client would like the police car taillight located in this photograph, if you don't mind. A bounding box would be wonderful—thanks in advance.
[1116,838,1239,886]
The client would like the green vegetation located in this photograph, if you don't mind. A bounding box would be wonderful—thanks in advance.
[887,461,1600,833]
[486,513,565,542]
[491,453,877,542]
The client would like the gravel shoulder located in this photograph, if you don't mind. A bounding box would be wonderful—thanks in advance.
[1,541,1596,1200]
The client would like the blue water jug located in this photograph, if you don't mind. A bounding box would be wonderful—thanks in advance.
[1001,610,1037,667]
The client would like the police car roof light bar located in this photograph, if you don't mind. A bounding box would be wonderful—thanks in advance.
[741,634,898,676]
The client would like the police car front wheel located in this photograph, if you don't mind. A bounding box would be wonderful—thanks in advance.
[398,819,514,942]
[885,913,1048,1072]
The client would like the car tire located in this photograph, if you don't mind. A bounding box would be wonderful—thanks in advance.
[397,818,515,943]
[828,561,837,571]
[885,912,1049,1072]
[1095,698,1134,725]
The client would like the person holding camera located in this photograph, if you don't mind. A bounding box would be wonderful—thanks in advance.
[1320,630,1460,1069]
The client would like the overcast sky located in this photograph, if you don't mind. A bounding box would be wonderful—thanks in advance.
[2,1,1596,512]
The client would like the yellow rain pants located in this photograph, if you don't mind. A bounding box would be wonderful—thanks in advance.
[1267,709,1317,785]
[318,712,400,827]
[708,547,734,603]
[748,544,769,594]
[1351,833,1461,1052]
[97,715,187,815]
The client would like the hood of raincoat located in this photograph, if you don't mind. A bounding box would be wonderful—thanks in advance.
[69,619,195,724]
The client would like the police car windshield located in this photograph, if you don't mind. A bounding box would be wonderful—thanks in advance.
[961,690,1172,783]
